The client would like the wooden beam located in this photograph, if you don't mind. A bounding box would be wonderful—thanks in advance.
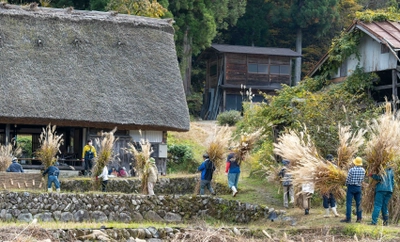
[393,69,397,97]
[374,84,394,90]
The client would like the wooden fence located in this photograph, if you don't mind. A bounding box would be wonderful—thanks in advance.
[0,172,44,190]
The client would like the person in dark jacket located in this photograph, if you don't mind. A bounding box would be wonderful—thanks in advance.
[6,157,24,173]
[226,152,240,197]
[278,159,294,208]
[198,153,216,195]
[369,167,395,225]
[43,165,60,193]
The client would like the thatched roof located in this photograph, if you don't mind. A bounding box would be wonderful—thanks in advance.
[0,4,189,131]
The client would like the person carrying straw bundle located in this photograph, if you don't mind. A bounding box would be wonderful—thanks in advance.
[340,157,365,223]
[278,159,294,209]
[369,166,395,226]
[198,153,216,195]
[226,152,240,197]
[322,154,340,217]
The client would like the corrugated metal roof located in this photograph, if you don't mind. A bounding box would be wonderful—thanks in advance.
[308,20,400,77]
[358,21,400,49]
[211,44,301,57]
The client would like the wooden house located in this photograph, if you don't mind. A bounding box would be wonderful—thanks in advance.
[309,20,400,102]
[0,5,189,170]
[200,44,300,119]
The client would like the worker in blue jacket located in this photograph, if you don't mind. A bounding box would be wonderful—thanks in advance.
[43,165,61,193]
[198,153,216,195]
[369,167,395,226]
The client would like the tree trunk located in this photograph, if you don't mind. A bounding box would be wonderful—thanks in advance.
[181,28,192,95]
[294,28,302,85]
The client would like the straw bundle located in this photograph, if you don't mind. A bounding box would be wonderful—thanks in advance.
[91,127,118,190]
[205,125,232,171]
[231,128,264,165]
[125,139,153,176]
[389,163,400,222]
[363,102,400,213]
[125,138,153,193]
[336,124,366,170]
[35,124,63,169]
[0,141,22,171]
[273,128,318,167]
[274,127,347,201]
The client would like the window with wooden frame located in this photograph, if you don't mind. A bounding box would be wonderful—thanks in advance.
[248,63,268,74]
[270,65,290,75]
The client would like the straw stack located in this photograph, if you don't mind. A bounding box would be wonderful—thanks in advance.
[0,142,22,171]
[273,128,317,167]
[231,128,264,165]
[36,124,63,169]
[274,127,347,200]
[125,138,153,193]
[336,124,366,170]
[91,127,118,190]
[205,125,232,171]
[363,102,400,214]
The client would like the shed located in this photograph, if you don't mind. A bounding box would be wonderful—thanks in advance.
[199,44,300,119]
[308,20,400,102]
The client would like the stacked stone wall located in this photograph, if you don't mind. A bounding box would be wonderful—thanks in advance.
[61,176,231,195]
[0,191,272,224]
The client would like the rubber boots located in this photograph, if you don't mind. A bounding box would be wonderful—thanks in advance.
[324,208,330,218]
[232,186,238,197]
[331,206,340,217]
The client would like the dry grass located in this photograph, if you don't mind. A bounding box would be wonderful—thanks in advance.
[124,137,153,193]
[91,127,118,190]
[35,124,63,169]
[0,141,22,171]
[205,125,232,172]
[273,127,318,167]
[231,128,264,165]
[274,126,347,200]
[363,102,400,214]
[337,124,366,170]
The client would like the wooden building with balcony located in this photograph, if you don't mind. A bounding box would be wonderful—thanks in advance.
[200,44,301,119]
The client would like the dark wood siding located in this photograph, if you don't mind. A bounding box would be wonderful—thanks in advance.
[223,53,291,86]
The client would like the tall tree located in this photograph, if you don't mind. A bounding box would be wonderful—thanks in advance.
[266,0,340,85]
[106,0,167,17]
[167,0,246,95]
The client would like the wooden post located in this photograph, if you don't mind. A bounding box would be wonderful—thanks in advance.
[392,69,397,98]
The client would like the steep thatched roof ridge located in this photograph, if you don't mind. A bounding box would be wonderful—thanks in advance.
[0,4,174,33]
[0,5,190,131]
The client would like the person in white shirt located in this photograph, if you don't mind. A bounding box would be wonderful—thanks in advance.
[97,166,109,192]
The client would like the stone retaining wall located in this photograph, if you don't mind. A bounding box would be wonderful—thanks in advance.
[44,226,262,242]
[61,176,232,195]
[0,192,273,224]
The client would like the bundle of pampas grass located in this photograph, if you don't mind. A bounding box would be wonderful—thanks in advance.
[274,126,347,200]
[125,138,153,194]
[231,128,264,165]
[0,141,22,171]
[389,162,400,222]
[363,101,400,214]
[205,125,232,171]
[91,127,118,190]
[336,124,366,170]
[35,124,63,169]
[273,127,318,167]
[125,139,153,177]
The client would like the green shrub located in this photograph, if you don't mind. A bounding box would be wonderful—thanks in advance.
[217,110,242,126]
[167,144,199,173]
